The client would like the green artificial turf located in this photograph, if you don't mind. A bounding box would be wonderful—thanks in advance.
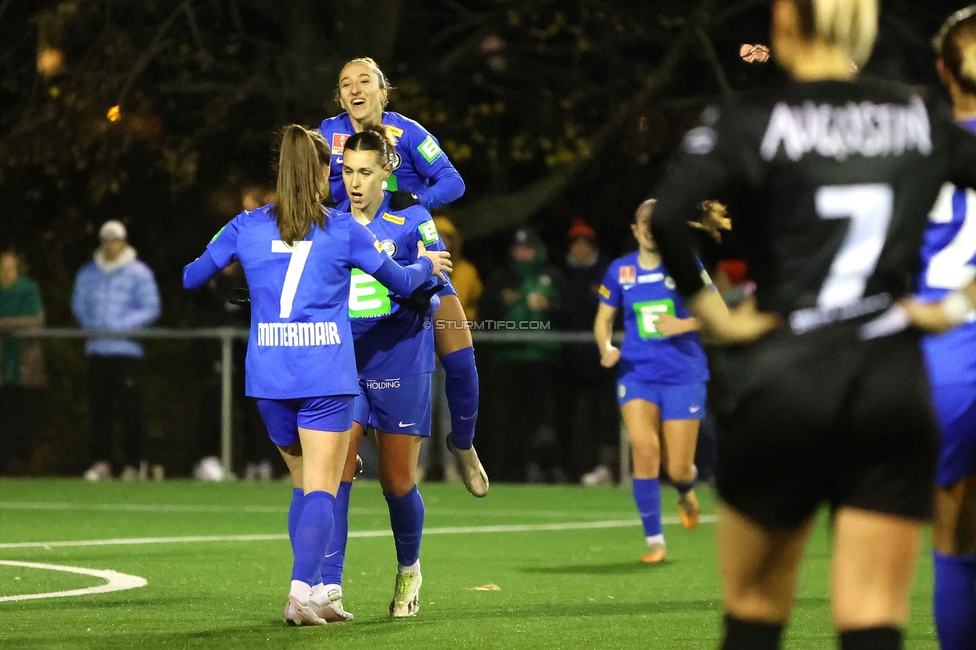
[0,479,938,649]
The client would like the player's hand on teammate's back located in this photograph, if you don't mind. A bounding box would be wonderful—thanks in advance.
[600,345,621,368]
[898,297,955,334]
[389,190,420,211]
[417,241,451,281]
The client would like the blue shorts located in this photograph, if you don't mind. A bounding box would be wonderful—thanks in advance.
[256,396,355,448]
[616,378,706,421]
[933,383,976,488]
[353,373,432,436]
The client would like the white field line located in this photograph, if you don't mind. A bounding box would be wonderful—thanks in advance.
[0,501,634,519]
[0,560,147,602]
[0,515,716,551]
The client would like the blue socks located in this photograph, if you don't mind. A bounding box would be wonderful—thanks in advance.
[290,491,336,585]
[632,478,663,538]
[287,488,304,553]
[320,481,352,586]
[441,347,479,450]
[385,485,425,567]
[934,551,976,650]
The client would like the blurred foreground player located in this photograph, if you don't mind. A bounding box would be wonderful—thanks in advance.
[182,125,449,626]
[651,0,976,648]
[594,199,715,563]
[924,8,976,649]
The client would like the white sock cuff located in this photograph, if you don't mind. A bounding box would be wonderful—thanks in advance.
[646,534,665,547]
[289,580,313,603]
[398,560,421,574]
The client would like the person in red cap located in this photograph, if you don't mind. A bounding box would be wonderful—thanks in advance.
[559,219,619,485]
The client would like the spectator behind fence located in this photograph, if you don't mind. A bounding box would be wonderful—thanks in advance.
[71,220,161,482]
[480,228,568,482]
[0,250,46,475]
[558,219,619,484]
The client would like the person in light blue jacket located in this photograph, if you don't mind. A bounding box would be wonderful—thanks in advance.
[71,220,161,482]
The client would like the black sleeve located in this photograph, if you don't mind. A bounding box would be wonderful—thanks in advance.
[651,103,740,298]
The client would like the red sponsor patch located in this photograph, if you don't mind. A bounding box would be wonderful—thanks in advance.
[331,133,351,155]
[618,265,636,284]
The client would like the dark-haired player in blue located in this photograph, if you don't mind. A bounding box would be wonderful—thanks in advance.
[319,57,464,211]
[181,125,450,627]
[594,199,714,564]
[924,10,976,648]
[315,124,482,620]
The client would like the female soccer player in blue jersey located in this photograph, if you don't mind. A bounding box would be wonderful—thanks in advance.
[319,57,465,210]
[182,125,450,626]
[320,57,484,498]
[594,199,713,564]
[311,124,483,620]
[922,10,976,648]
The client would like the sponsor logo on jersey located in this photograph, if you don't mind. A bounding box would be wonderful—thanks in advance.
[257,322,341,347]
[373,239,385,254]
[332,133,351,155]
[419,220,439,245]
[598,285,611,299]
[382,213,405,225]
[690,405,701,413]
[759,96,932,162]
[619,266,636,284]
[398,421,416,428]
[638,273,664,284]
[210,225,227,244]
[386,126,404,138]
[418,135,443,163]
[365,378,401,390]
[380,239,397,256]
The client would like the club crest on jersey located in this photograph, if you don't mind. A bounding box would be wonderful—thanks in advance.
[380,239,397,257]
[332,133,351,155]
[391,151,403,171]
[383,213,405,225]
[619,266,636,284]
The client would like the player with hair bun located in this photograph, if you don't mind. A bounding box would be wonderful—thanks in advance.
[594,199,717,564]
[181,124,450,627]
[312,123,480,621]
[924,7,976,648]
[319,57,465,211]
[650,0,976,647]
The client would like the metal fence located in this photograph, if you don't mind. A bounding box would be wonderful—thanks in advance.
[15,328,630,482]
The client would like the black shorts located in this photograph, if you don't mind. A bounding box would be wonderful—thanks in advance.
[708,327,938,530]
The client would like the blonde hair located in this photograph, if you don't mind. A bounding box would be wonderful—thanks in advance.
[271,125,331,244]
[936,6,976,95]
[795,0,878,66]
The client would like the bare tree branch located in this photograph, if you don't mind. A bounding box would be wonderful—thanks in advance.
[696,26,730,95]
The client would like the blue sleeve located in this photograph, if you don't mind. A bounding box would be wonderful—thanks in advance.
[598,263,622,308]
[70,267,93,328]
[114,265,161,329]
[371,255,435,298]
[183,217,240,288]
[183,249,222,289]
[347,218,435,293]
[402,122,465,209]
[319,118,348,205]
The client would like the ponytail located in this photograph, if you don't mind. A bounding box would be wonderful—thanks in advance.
[935,6,976,96]
[271,125,331,244]
[792,0,878,66]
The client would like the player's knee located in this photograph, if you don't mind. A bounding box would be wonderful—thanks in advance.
[667,459,696,483]
[379,471,416,497]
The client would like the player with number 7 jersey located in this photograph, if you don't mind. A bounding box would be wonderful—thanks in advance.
[182,125,450,628]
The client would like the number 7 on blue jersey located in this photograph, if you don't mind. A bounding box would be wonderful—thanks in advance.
[271,240,312,318]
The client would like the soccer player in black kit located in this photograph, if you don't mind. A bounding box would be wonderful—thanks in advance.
[650,0,976,649]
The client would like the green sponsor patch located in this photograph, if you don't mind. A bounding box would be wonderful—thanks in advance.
[633,299,675,339]
[418,220,439,246]
[348,269,391,318]
[210,225,227,244]
[417,135,442,163]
